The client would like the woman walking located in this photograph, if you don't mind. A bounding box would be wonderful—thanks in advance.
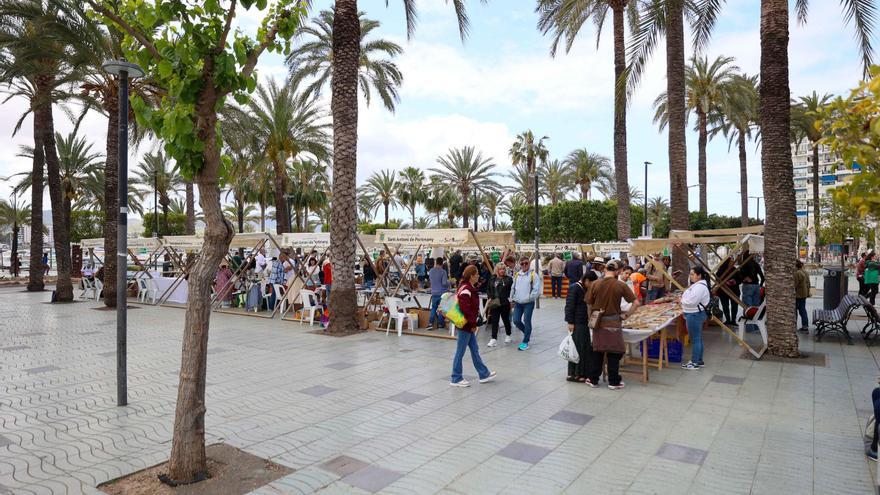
[681,266,712,370]
[564,271,598,382]
[450,265,497,387]
[487,263,513,347]
[865,251,879,306]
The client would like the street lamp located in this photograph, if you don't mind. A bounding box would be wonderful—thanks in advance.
[153,169,159,238]
[103,59,144,407]
[749,195,763,221]
[643,161,651,237]
[531,170,540,309]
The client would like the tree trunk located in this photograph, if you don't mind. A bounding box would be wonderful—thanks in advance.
[162,198,170,235]
[612,2,631,241]
[38,86,73,301]
[11,224,19,277]
[411,207,416,230]
[185,181,195,234]
[666,0,689,287]
[760,0,799,357]
[236,199,244,233]
[526,157,535,205]
[166,94,234,483]
[580,181,590,200]
[102,92,118,306]
[811,142,821,261]
[259,201,266,232]
[327,0,361,335]
[738,131,749,227]
[462,188,470,229]
[383,201,389,228]
[272,160,289,234]
[27,112,45,291]
[697,109,708,214]
[295,208,302,233]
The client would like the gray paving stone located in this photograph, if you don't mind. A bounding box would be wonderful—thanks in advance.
[326,362,355,370]
[341,465,402,493]
[656,443,708,465]
[97,351,116,357]
[320,455,369,477]
[80,331,101,335]
[299,385,337,397]
[0,345,29,351]
[711,375,746,385]
[0,436,13,447]
[207,347,230,354]
[24,365,61,374]
[549,410,594,426]
[387,392,429,405]
[497,441,553,464]
[21,332,45,336]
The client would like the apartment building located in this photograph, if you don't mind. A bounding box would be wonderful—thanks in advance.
[791,141,862,228]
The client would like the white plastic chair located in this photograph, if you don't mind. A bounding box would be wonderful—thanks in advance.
[384,297,417,337]
[142,278,159,304]
[299,289,319,325]
[273,283,287,314]
[737,300,768,348]
[137,278,147,302]
[80,278,98,300]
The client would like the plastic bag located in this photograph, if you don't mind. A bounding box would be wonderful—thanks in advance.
[558,334,580,363]
[438,292,467,329]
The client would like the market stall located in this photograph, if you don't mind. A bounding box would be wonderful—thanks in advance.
[279,232,333,320]
[156,235,203,306]
[211,232,286,317]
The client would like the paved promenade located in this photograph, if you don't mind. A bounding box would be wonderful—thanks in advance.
[0,286,877,494]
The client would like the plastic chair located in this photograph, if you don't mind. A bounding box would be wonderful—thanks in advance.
[144,278,159,304]
[137,278,148,302]
[80,278,98,300]
[299,289,319,325]
[737,300,768,347]
[273,283,288,314]
[384,297,417,337]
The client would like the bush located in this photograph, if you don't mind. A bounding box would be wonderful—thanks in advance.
[142,212,187,237]
[511,200,645,242]
[70,210,104,243]
[652,211,763,238]
[358,221,401,235]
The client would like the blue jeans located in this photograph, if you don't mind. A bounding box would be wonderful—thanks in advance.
[429,294,445,326]
[551,276,563,297]
[741,283,760,332]
[796,298,808,328]
[451,330,490,383]
[512,301,535,344]
[685,311,707,363]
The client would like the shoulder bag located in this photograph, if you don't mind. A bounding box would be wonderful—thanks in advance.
[591,315,625,354]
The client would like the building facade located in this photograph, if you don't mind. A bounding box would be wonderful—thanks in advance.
[791,141,862,229]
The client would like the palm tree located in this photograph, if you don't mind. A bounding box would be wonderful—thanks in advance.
[412,216,434,229]
[132,151,182,236]
[509,130,549,204]
[223,204,258,230]
[431,146,499,229]
[500,195,527,221]
[287,9,403,112]
[564,148,612,200]
[423,177,454,227]
[73,166,143,216]
[653,54,739,213]
[0,197,29,276]
[328,0,483,333]
[539,159,572,205]
[537,0,638,240]
[287,160,330,232]
[481,190,502,230]
[647,196,669,228]
[506,162,536,204]
[709,73,759,227]
[791,91,832,255]
[396,166,426,229]
[360,170,399,228]
[230,78,331,234]
[757,0,875,357]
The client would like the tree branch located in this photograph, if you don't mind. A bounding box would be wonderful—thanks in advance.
[85,0,162,61]
[217,0,238,52]
[240,14,287,80]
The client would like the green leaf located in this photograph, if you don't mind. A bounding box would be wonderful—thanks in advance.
[256,0,267,10]
[233,93,249,105]
[157,60,173,78]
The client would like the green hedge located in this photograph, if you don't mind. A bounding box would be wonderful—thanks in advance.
[652,211,763,238]
[358,221,401,235]
[70,210,104,243]
[142,212,187,237]
[511,200,645,242]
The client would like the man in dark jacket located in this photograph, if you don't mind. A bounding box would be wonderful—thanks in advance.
[565,252,585,284]
[740,250,764,332]
[449,250,464,282]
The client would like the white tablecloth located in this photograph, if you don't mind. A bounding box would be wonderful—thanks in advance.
[621,314,680,343]
[153,276,188,304]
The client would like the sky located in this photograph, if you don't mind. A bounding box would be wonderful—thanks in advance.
[0,0,873,225]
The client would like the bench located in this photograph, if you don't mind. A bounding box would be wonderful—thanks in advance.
[859,296,880,345]
[813,294,862,344]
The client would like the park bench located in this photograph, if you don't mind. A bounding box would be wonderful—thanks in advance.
[814,294,862,344]
[858,296,880,345]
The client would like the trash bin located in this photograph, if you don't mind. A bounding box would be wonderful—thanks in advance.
[823,267,848,310]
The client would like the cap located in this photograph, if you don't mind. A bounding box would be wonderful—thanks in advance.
[593,257,605,264]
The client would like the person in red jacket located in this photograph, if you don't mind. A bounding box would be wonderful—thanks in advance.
[322,258,333,298]
[450,265,497,387]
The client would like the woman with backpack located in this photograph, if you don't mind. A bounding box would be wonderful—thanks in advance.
[450,265,497,387]
[681,266,712,370]
[564,270,598,382]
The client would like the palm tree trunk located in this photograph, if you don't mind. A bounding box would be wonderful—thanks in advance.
[526,157,535,205]
[38,86,73,301]
[738,131,749,227]
[411,207,416,230]
[259,201,266,232]
[236,199,244,233]
[102,92,118,306]
[185,181,195,234]
[162,197,170,235]
[272,159,289,234]
[666,0,689,286]
[760,0,799,357]
[383,201,389,228]
[462,188,470,229]
[11,224,19,277]
[811,142,821,261]
[612,1,631,240]
[697,109,708,214]
[327,0,361,334]
[27,112,45,291]
[580,181,590,200]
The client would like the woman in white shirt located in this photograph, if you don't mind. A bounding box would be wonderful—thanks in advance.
[681,266,711,371]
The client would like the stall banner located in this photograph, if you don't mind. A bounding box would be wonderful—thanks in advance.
[592,242,631,254]
[516,243,583,253]
[162,235,204,251]
[282,233,331,249]
[376,228,469,247]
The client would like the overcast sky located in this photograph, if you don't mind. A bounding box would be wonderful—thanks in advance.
[0,0,872,223]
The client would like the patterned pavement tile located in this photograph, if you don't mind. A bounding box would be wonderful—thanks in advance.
[0,345,29,352]
[320,455,369,477]
[326,362,355,370]
[711,375,746,385]
[549,410,594,426]
[386,392,429,405]
[656,443,708,466]
[299,385,337,397]
[341,465,403,493]
[497,442,553,465]
[24,365,61,375]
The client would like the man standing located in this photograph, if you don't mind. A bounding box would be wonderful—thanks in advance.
[268,250,293,310]
[645,254,666,302]
[428,257,450,330]
[794,260,810,332]
[739,249,764,332]
[449,250,464,283]
[511,257,541,351]
[564,252,585,286]
[585,260,639,389]
[548,253,565,298]
[255,247,267,273]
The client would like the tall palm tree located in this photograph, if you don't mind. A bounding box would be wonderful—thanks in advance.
[506,162,537,204]
[756,0,875,357]
[509,130,549,204]
[328,0,483,333]
[287,9,403,112]
[72,166,143,216]
[481,190,503,230]
[223,204,259,231]
[0,197,29,276]
[653,54,739,213]
[287,160,330,232]
[230,78,331,234]
[647,196,668,228]
[539,159,572,205]
[564,148,613,200]
[423,176,454,227]
[536,0,638,240]
[431,146,499,229]
[501,195,527,220]
[132,151,182,237]
[360,170,399,228]
[709,73,758,227]
[396,166,426,229]
[791,90,832,256]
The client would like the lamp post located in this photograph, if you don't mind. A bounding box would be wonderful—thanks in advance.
[532,170,540,309]
[10,189,18,277]
[153,169,158,238]
[103,59,144,407]
[643,161,651,237]
[749,195,763,222]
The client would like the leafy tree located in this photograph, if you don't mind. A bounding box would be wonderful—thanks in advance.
[358,220,401,235]
[69,210,103,243]
[431,146,499,229]
[87,0,306,483]
[564,148,612,200]
[142,212,187,237]
[509,130,549,204]
[511,199,644,243]
[360,170,399,228]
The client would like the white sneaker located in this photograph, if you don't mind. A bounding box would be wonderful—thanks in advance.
[504,336,512,344]
[450,379,470,387]
[487,339,497,347]
[479,371,497,383]
[608,382,625,390]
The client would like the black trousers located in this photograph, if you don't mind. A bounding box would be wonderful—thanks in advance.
[489,305,511,339]
[551,276,563,297]
[859,277,866,296]
[718,287,740,322]
[867,283,879,306]
[587,351,623,386]
[567,324,590,379]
